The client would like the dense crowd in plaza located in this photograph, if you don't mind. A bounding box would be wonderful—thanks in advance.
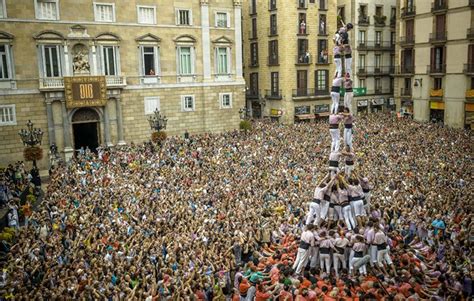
[0,112,472,300]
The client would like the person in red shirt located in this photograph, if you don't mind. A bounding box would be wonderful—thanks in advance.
[279,285,294,301]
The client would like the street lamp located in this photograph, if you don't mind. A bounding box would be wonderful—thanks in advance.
[18,120,43,169]
[147,109,168,132]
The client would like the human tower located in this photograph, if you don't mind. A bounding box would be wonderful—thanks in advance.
[293,22,382,277]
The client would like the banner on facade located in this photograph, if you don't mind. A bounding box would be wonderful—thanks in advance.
[358,100,368,107]
[65,76,107,109]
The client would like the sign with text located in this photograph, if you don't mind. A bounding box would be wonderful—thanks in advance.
[65,76,107,109]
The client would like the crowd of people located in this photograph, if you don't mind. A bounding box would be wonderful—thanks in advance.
[0,113,472,300]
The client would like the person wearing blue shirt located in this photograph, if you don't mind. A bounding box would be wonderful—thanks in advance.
[431,214,446,237]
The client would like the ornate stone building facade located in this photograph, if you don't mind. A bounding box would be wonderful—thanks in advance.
[242,0,337,123]
[0,0,245,168]
[394,0,473,128]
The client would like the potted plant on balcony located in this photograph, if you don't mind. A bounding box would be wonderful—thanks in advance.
[374,15,387,25]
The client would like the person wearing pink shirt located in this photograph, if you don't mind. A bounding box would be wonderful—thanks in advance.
[293,224,316,275]
[337,180,356,231]
[333,45,343,78]
[343,110,355,152]
[350,235,367,276]
[329,113,344,153]
[328,151,341,178]
[330,77,343,114]
[364,221,377,267]
[306,175,333,226]
[318,231,335,275]
[343,76,353,112]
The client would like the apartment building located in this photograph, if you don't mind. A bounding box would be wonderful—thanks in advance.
[337,0,396,115]
[0,0,245,168]
[242,0,337,123]
[394,0,473,128]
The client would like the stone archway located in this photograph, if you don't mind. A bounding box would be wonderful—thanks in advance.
[72,108,100,152]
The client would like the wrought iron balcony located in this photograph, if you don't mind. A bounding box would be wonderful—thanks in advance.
[246,89,260,99]
[431,0,448,13]
[265,89,283,100]
[429,32,447,44]
[401,6,416,18]
[399,36,415,47]
[394,66,414,75]
[430,89,443,98]
[467,28,474,40]
[427,64,446,75]
[357,40,395,51]
[358,15,370,26]
[268,55,279,66]
[464,64,474,75]
[373,15,387,27]
[400,88,412,97]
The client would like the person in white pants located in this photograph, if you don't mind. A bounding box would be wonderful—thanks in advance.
[318,231,334,276]
[306,174,333,226]
[343,177,366,228]
[374,228,396,275]
[328,151,341,179]
[344,45,352,78]
[343,110,355,152]
[293,224,315,275]
[343,77,353,112]
[332,233,349,277]
[329,113,344,152]
[350,235,367,276]
[333,45,343,78]
[330,77,343,114]
[342,147,356,178]
[337,181,357,231]
[360,176,373,214]
[364,221,378,267]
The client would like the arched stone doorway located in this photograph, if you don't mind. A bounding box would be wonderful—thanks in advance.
[72,108,100,152]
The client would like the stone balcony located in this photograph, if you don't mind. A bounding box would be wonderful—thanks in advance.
[39,76,127,91]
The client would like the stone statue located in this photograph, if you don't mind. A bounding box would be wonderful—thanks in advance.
[72,46,90,74]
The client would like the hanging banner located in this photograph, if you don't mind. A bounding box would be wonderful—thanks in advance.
[430,101,445,110]
[65,76,107,109]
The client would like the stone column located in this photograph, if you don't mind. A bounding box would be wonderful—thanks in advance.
[63,42,71,76]
[234,0,243,79]
[115,97,126,145]
[200,0,211,80]
[103,102,113,147]
[45,100,56,146]
[61,100,74,161]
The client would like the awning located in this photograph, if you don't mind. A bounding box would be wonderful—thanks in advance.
[430,101,445,110]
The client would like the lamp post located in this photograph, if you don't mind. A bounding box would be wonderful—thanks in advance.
[147,109,168,132]
[18,120,43,169]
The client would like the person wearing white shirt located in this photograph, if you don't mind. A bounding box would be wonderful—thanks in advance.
[293,224,316,275]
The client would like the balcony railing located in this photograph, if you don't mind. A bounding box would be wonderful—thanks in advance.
[373,15,387,27]
[268,56,279,66]
[268,27,278,36]
[246,90,260,99]
[39,77,64,90]
[357,66,393,76]
[358,15,370,26]
[401,6,416,18]
[464,64,474,75]
[429,32,447,43]
[467,28,474,40]
[430,89,443,97]
[431,0,448,13]
[400,88,412,96]
[394,65,414,75]
[316,54,332,65]
[265,89,283,100]
[106,76,127,87]
[399,36,415,46]
[427,64,446,74]
[292,88,329,97]
[39,75,126,91]
[296,54,312,65]
[357,40,395,51]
